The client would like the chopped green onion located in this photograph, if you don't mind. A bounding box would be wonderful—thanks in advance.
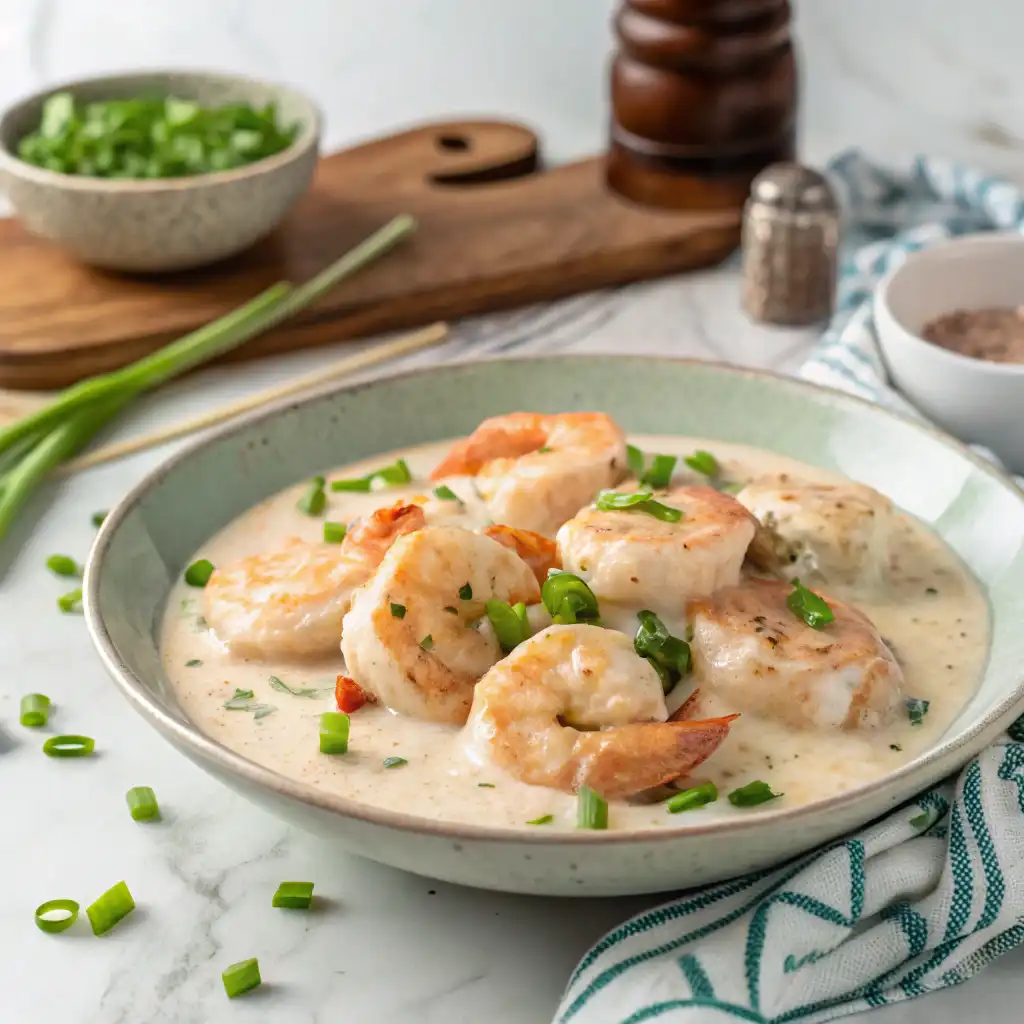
[390,602,406,619]
[57,587,83,613]
[222,958,262,999]
[86,881,135,935]
[184,559,215,587]
[433,484,459,501]
[667,781,718,814]
[906,697,930,726]
[125,786,160,822]
[34,898,79,933]
[383,756,408,769]
[297,477,327,516]
[331,458,412,492]
[228,687,254,701]
[577,786,609,830]
[486,600,531,653]
[538,446,552,454]
[42,734,94,757]
[419,634,434,651]
[269,675,320,698]
[91,510,108,527]
[728,780,782,808]
[46,554,81,577]
[459,582,473,601]
[323,521,347,543]
[329,477,372,493]
[685,450,719,477]
[641,453,677,489]
[626,444,645,477]
[542,570,600,625]
[272,881,314,909]
[594,490,683,522]
[527,814,554,825]
[478,782,495,788]
[319,712,350,755]
[786,577,834,629]
[634,610,691,693]
[20,693,51,727]
[185,658,202,667]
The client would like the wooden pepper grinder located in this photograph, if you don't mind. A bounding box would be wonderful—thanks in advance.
[606,0,798,211]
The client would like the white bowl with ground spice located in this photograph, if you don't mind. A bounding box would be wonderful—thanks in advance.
[874,232,1024,472]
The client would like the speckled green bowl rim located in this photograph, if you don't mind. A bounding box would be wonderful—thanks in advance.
[0,67,323,191]
[85,355,1024,846]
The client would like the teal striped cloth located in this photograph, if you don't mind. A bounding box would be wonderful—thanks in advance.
[555,154,1024,1023]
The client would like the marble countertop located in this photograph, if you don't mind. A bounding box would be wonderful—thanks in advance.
[3,1,1024,1021]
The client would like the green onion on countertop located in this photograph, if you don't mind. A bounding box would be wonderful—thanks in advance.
[20,693,51,727]
[125,786,161,822]
[272,881,314,910]
[42,734,95,757]
[34,898,79,934]
[46,554,81,577]
[0,216,416,560]
[223,958,262,999]
[85,881,135,935]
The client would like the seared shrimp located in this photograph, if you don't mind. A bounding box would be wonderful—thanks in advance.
[556,486,756,615]
[204,500,425,658]
[689,578,903,731]
[341,526,540,724]
[463,625,736,798]
[738,476,897,587]
[483,524,560,583]
[430,412,628,536]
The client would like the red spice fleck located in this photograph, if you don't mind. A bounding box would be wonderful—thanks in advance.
[335,674,376,713]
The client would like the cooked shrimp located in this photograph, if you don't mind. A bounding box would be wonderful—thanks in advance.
[689,578,903,731]
[483,524,560,583]
[204,500,426,658]
[430,412,628,536]
[341,526,540,724]
[738,476,897,587]
[463,625,736,798]
[556,486,756,616]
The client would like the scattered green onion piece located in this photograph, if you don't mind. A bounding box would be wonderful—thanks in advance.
[46,554,81,577]
[329,477,372,493]
[319,712,350,755]
[272,881,314,909]
[634,609,670,659]
[57,587,83,613]
[269,675,320,698]
[577,786,609,830]
[125,786,160,822]
[222,957,262,999]
[459,582,473,601]
[383,756,408,769]
[420,634,434,651]
[20,692,51,727]
[184,559,215,588]
[626,444,645,477]
[684,450,720,477]
[527,814,554,825]
[91,510,108,527]
[185,658,202,667]
[433,484,458,501]
[542,570,600,625]
[86,881,135,935]
[906,697,930,726]
[34,898,79,934]
[297,477,327,516]
[323,521,347,543]
[230,688,254,700]
[786,577,834,629]
[728,780,782,808]
[42,734,94,757]
[486,599,531,653]
[641,453,677,490]
[634,610,691,693]
[478,782,495,788]
[330,457,412,492]
[594,490,682,522]
[390,602,406,619]
[667,781,718,814]
[648,658,674,694]
[538,446,552,454]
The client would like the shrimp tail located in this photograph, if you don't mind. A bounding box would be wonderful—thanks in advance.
[484,524,560,583]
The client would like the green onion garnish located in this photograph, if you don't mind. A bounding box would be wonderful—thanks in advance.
[323,521,347,543]
[331,458,412,492]
[20,693,51,727]
[634,610,691,693]
[226,687,254,702]
[184,559,215,587]
[91,511,107,527]
[383,756,408,769]
[125,786,160,822]
[34,898,79,934]
[641,453,677,490]
[297,477,327,516]
[478,782,495,788]
[222,958,262,999]
[906,697,930,726]
[459,582,473,601]
[626,444,645,477]
[527,814,554,825]
[272,881,314,909]
[420,634,434,651]
[727,780,782,808]
[269,675,320,698]
[86,881,135,935]
[594,489,683,522]
[433,484,459,501]
[319,712,350,755]
[57,587,83,613]
[684,450,719,477]
[667,781,718,814]
[486,600,531,653]
[185,658,202,667]
[46,554,81,577]
[390,602,406,619]
[786,577,834,629]
[42,734,94,757]
[577,785,609,830]
[542,569,600,625]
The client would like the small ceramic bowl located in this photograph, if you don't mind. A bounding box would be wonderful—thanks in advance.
[874,233,1024,473]
[0,69,322,273]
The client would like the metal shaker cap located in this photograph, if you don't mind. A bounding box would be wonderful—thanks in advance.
[748,163,838,215]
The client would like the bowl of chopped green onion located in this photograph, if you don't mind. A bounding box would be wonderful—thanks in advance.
[0,69,322,272]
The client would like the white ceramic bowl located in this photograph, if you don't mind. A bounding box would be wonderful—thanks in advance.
[874,232,1024,473]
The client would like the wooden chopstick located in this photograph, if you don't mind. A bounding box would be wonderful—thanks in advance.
[60,322,449,475]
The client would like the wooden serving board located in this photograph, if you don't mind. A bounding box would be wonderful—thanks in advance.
[0,119,741,390]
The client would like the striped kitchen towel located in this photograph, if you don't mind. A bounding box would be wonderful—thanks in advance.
[555,154,1024,1024]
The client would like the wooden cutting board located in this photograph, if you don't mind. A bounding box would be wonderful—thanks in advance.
[0,119,742,390]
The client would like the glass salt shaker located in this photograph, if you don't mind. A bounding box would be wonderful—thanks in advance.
[741,163,840,326]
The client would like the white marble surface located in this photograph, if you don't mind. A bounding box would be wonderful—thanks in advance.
[2,2,1024,1022]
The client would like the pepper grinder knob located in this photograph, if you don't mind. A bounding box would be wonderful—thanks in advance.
[741,162,840,327]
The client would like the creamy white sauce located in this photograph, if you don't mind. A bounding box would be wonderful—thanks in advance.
[160,437,989,832]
